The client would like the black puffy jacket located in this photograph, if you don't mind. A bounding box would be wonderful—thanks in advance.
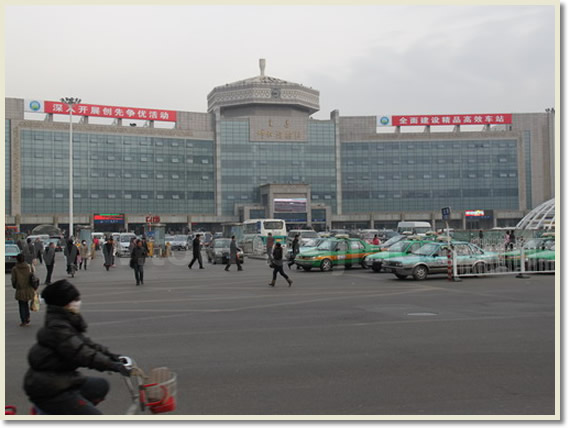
[23,305,121,401]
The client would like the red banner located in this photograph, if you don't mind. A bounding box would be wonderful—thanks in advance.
[392,114,512,126]
[45,101,177,122]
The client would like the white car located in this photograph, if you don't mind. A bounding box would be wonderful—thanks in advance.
[116,233,137,257]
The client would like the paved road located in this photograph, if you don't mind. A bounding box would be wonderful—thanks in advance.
[5,251,556,417]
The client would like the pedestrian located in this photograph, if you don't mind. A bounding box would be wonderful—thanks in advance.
[102,238,115,271]
[44,242,56,285]
[142,237,149,253]
[79,240,89,270]
[11,253,38,327]
[225,236,243,272]
[90,240,97,260]
[93,236,100,251]
[23,238,34,265]
[34,238,44,265]
[372,234,380,245]
[188,234,204,269]
[269,242,293,287]
[504,230,511,250]
[64,239,79,276]
[509,230,516,250]
[130,239,147,286]
[266,232,274,263]
[478,230,484,248]
[288,234,300,269]
[23,280,131,415]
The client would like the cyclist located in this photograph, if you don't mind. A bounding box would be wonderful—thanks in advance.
[23,279,131,415]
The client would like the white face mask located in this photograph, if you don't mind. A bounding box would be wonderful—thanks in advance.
[66,300,82,314]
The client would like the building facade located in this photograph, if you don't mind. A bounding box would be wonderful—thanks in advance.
[5,60,555,234]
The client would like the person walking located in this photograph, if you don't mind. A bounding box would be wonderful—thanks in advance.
[269,242,293,287]
[130,239,148,286]
[478,230,484,249]
[188,234,204,269]
[78,240,89,270]
[44,242,56,285]
[34,238,44,265]
[23,238,34,265]
[90,240,97,261]
[509,230,516,250]
[11,254,37,327]
[23,280,131,415]
[102,238,115,271]
[266,232,274,263]
[288,234,300,269]
[372,234,380,245]
[225,236,243,272]
[504,230,511,250]
[64,239,79,276]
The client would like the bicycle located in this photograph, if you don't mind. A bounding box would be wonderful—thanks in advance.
[6,356,177,416]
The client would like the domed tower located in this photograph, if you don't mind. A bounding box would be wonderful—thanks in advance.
[207,59,319,118]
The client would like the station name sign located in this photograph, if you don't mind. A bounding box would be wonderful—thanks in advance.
[378,114,512,127]
[25,99,177,122]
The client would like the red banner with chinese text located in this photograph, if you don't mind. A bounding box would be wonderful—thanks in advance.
[392,114,512,126]
[44,101,177,122]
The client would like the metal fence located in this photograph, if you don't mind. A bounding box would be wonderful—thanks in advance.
[449,229,555,279]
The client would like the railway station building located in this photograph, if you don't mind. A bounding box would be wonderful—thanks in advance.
[5,60,555,234]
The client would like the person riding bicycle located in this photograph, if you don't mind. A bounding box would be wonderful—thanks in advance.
[23,280,131,415]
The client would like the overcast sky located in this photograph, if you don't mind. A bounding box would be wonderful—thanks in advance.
[5,4,556,120]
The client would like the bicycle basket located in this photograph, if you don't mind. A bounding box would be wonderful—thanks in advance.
[141,367,177,414]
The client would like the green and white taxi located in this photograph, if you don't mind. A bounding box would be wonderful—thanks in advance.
[362,238,434,272]
[383,240,499,280]
[295,237,382,272]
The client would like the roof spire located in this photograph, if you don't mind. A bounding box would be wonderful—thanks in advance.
[259,58,266,77]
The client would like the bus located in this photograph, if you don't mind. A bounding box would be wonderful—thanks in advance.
[396,221,432,236]
[241,219,287,256]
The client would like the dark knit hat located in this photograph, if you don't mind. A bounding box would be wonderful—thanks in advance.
[41,279,80,307]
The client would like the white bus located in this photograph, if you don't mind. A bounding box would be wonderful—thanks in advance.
[396,221,432,236]
[241,219,287,256]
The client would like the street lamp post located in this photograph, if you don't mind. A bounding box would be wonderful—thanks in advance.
[60,97,81,240]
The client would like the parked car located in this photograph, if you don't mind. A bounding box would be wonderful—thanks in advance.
[167,235,190,251]
[526,243,555,272]
[287,237,326,261]
[206,238,244,265]
[5,244,21,272]
[383,240,498,280]
[501,235,555,270]
[46,237,64,252]
[286,229,319,248]
[376,229,399,242]
[378,234,407,249]
[294,237,382,272]
[362,238,434,272]
[116,233,137,257]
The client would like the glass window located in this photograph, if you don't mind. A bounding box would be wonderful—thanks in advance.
[350,241,363,250]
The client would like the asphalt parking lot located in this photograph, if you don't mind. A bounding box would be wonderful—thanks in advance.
[5,251,556,417]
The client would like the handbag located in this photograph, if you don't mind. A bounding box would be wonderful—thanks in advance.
[30,292,40,312]
[129,258,136,269]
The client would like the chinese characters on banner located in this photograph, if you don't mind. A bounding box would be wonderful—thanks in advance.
[44,101,177,122]
[392,114,512,126]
